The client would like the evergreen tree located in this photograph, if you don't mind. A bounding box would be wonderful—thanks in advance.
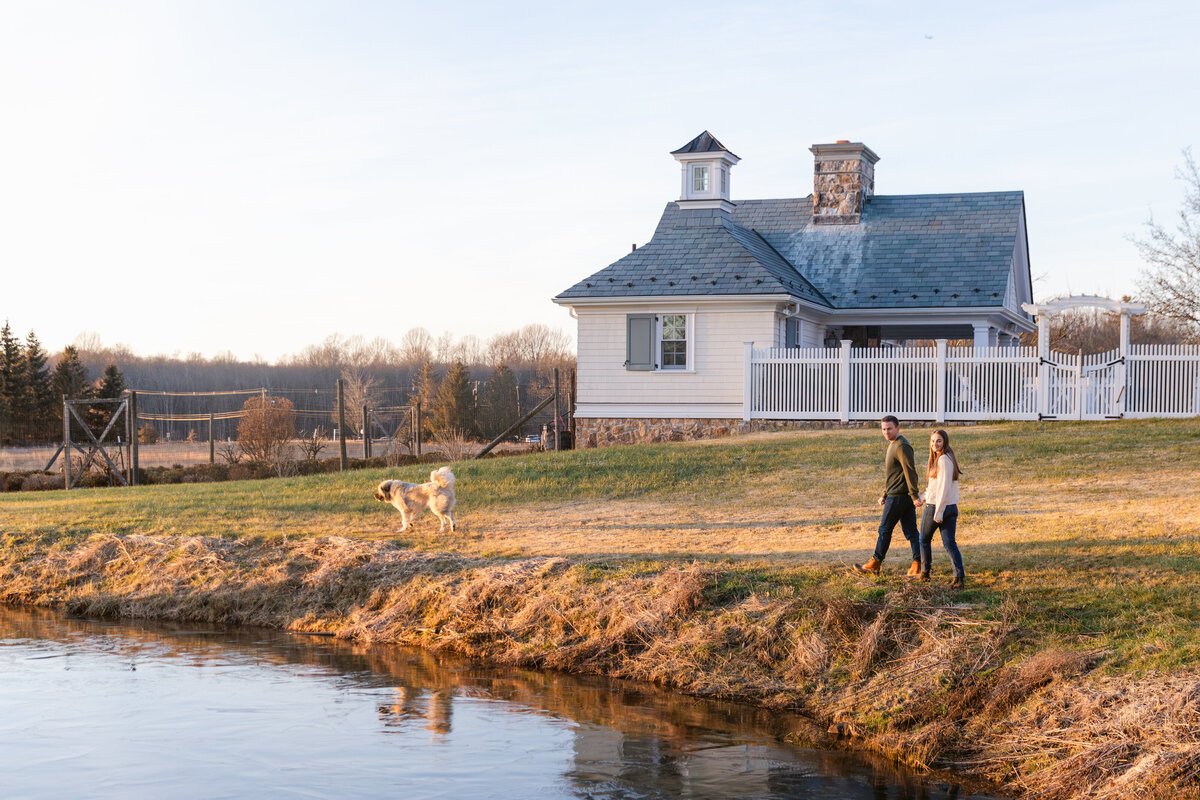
[0,320,22,442]
[23,330,55,442]
[53,345,93,440]
[409,361,440,438]
[89,361,127,434]
[430,361,479,439]
[479,363,518,439]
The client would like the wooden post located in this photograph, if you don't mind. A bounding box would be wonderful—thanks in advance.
[553,368,560,451]
[362,405,371,460]
[63,396,71,491]
[125,391,133,485]
[935,339,948,424]
[743,342,754,421]
[414,401,422,457]
[1037,315,1051,420]
[1116,310,1130,418]
[129,391,138,486]
[209,412,215,464]
[839,340,852,423]
[337,379,347,471]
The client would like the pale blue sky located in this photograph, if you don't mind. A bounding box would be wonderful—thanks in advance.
[1,0,1196,361]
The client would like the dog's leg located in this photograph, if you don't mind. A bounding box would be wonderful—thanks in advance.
[396,507,411,533]
[447,511,456,532]
[434,511,447,533]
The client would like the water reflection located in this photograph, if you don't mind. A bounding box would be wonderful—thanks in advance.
[0,606,1002,799]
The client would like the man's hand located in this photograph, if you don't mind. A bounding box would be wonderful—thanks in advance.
[914,497,924,508]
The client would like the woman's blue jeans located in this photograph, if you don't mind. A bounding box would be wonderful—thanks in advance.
[919,504,964,577]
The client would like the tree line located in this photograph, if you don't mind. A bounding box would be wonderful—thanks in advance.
[0,322,575,446]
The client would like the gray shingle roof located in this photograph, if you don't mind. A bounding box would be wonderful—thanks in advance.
[555,191,1025,309]
[555,205,828,304]
[670,131,739,158]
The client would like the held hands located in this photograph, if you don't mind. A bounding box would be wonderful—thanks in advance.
[914,497,924,508]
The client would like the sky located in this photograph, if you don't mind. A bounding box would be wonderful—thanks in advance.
[1,0,1197,362]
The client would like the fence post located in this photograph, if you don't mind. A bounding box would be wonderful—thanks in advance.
[63,396,72,491]
[414,401,422,457]
[553,368,560,451]
[209,412,215,465]
[1037,315,1050,420]
[1116,310,1130,418]
[838,340,852,423]
[129,391,138,486]
[743,342,754,422]
[362,405,371,460]
[337,379,347,471]
[935,339,947,423]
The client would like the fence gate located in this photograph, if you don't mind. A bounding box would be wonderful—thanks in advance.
[44,395,136,489]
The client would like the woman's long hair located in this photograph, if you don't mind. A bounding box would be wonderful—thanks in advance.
[927,429,962,480]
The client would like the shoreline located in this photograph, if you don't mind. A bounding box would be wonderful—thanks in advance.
[3,530,1195,799]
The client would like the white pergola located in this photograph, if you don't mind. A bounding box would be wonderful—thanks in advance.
[1021,295,1148,418]
[1021,295,1147,357]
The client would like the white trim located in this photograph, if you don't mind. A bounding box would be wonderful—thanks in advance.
[657,312,692,371]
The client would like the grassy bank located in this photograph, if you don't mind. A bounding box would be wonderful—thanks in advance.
[2,419,1199,798]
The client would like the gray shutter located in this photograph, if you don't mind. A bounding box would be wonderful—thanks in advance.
[626,314,654,371]
[785,318,799,348]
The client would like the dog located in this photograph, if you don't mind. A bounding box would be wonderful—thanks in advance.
[374,467,457,533]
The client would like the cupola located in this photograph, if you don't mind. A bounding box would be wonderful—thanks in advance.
[670,131,740,212]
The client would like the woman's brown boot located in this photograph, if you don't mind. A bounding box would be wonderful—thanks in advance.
[949,574,965,590]
[906,560,921,578]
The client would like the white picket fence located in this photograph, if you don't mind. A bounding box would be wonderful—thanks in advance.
[745,341,1200,422]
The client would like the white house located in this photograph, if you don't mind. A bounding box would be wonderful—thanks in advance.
[553,132,1036,445]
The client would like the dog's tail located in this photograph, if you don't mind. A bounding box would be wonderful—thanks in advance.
[430,466,455,488]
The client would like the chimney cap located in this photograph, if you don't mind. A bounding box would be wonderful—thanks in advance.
[809,141,880,164]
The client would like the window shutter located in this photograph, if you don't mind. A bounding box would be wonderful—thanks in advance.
[785,318,799,348]
[626,314,654,371]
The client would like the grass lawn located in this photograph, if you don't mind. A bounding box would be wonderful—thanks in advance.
[4,418,1199,672]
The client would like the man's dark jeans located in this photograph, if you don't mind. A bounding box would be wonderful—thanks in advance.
[873,495,920,563]
[919,504,964,578]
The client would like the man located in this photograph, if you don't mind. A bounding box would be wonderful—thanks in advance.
[855,415,923,576]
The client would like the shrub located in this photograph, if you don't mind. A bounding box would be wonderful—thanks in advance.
[138,424,159,444]
[237,395,296,467]
[21,472,65,491]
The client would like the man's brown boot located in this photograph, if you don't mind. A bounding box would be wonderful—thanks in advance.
[854,557,881,575]
[906,560,921,578]
[949,574,965,590]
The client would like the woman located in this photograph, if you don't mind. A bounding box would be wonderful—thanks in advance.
[917,429,965,588]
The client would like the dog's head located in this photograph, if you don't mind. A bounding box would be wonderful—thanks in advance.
[374,480,393,502]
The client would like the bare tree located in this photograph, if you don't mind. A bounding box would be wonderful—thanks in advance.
[1133,149,1200,331]
[337,367,382,435]
[399,327,434,367]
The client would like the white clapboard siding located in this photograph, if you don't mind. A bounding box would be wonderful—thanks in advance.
[575,305,777,417]
[747,343,1200,422]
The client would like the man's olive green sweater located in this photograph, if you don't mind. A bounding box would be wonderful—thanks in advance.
[883,435,921,501]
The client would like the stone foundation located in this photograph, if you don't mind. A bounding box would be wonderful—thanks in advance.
[575,417,974,448]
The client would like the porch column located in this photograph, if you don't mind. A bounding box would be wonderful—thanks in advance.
[973,323,997,351]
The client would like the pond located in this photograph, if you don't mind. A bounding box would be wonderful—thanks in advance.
[0,605,1001,799]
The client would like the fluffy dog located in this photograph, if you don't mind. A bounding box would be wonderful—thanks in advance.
[374,467,457,533]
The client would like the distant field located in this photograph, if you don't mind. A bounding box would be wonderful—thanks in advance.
[0,438,531,471]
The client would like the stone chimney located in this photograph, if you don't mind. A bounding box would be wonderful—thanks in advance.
[810,141,880,225]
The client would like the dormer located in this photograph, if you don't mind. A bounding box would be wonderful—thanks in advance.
[671,131,740,212]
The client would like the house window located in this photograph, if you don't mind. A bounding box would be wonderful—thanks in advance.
[692,165,709,193]
[660,314,687,369]
[720,167,727,194]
